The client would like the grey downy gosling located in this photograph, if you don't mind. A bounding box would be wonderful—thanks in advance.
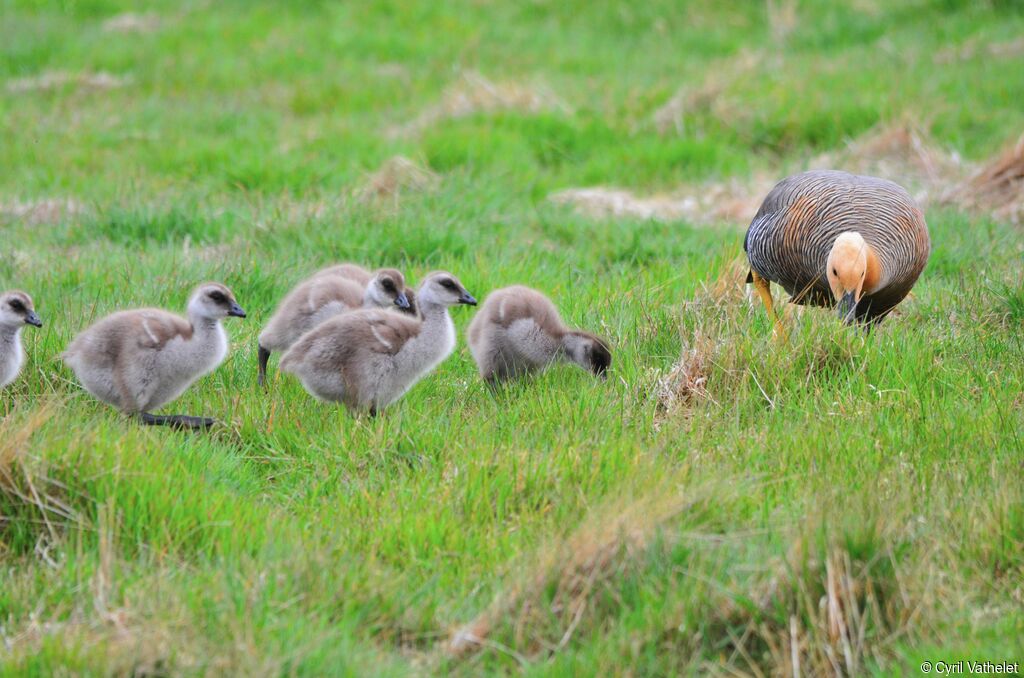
[316,263,419,319]
[0,291,43,389]
[62,283,246,429]
[257,267,413,386]
[279,271,476,414]
[466,285,611,383]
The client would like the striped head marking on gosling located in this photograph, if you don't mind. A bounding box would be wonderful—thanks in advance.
[418,272,477,308]
[189,283,246,321]
[0,291,42,330]
[826,232,876,324]
[365,268,412,311]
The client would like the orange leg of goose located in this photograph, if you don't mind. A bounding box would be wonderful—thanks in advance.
[750,270,784,336]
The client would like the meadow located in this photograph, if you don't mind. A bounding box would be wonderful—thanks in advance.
[1,0,1023,674]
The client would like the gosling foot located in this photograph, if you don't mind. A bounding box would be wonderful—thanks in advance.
[139,413,217,430]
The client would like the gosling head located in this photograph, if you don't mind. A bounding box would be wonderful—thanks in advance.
[0,291,41,330]
[564,331,612,378]
[417,272,477,308]
[366,268,411,310]
[188,283,246,321]
[826,232,870,324]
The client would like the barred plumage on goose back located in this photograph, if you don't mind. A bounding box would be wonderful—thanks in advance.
[744,170,930,324]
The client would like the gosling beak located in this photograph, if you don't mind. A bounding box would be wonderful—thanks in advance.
[458,292,477,306]
[837,291,857,325]
[394,292,411,310]
[25,312,42,328]
[228,303,247,318]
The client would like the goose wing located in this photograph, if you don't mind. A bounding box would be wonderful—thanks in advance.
[358,312,419,355]
[130,309,194,349]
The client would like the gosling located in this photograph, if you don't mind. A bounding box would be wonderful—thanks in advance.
[467,285,611,383]
[279,271,476,414]
[62,283,246,429]
[257,266,413,386]
[744,170,930,326]
[316,263,418,317]
[0,291,43,389]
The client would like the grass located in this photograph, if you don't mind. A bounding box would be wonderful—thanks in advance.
[2,0,1023,674]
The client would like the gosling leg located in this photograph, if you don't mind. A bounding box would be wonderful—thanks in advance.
[257,345,271,388]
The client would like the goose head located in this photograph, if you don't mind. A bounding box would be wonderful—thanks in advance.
[189,283,246,321]
[827,232,872,324]
[417,272,477,308]
[366,268,411,310]
[0,291,41,330]
[564,331,612,378]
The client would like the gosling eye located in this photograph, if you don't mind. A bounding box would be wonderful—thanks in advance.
[381,279,395,292]
[832,268,838,276]
[208,291,226,303]
[441,279,457,290]
[9,299,24,312]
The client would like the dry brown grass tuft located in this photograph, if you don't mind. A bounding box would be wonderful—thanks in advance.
[934,36,1024,65]
[442,479,934,674]
[6,71,131,93]
[101,12,161,33]
[811,120,967,205]
[549,174,778,227]
[655,262,753,421]
[390,71,569,137]
[0,198,87,225]
[652,50,763,136]
[1,578,178,676]
[653,259,751,425]
[354,155,441,205]
[766,0,799,42]
[948,133,1024,225]
[244,195,347,230]
[0,402,79,552]
[706,256,754,306]
[179,236,236,263]
[447,487,706,663]
[548,187,695,223]
[654,333,714,422]
[703,537,918,676]
[699,173,780,224]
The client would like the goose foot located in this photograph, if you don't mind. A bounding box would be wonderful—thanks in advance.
[139,413,217,430]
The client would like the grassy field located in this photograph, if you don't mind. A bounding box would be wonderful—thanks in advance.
[2,0,1024,674]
